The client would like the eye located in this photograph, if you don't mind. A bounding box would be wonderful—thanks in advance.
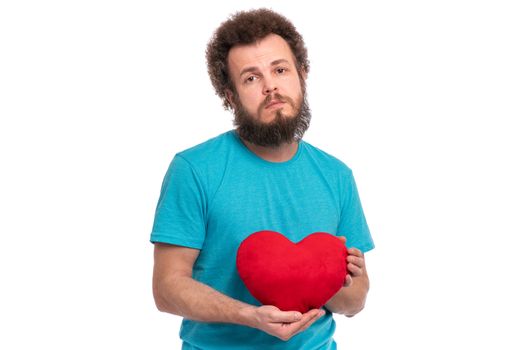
[276,67,287,74]
[244,75,258,84]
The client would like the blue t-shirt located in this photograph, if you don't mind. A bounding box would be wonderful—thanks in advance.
[150,130,374,350]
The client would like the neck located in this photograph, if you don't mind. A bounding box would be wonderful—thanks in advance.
[239,137,299,163]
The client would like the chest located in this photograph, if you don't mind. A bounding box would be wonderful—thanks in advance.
[198,167,342,269]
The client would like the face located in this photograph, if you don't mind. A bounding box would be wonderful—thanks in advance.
[226,34,311,147]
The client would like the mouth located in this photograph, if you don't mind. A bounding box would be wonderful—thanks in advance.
[265,100,285,109]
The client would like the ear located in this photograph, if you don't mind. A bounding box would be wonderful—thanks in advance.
[225,89,236,109]
[299,66,308,81]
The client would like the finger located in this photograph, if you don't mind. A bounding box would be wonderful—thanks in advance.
[349,266,363,277]
[337,236,347,244]
[344,274,352,287]
[269,310,303,323]
[296,309,325,334]
[282,309,325,340]
[347,247,363,257]
[282,309,318,334]
[347,255,365,268]
[347,263,363,277]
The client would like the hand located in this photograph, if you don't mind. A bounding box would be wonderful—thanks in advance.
[336,236,366,287]
[249,305,325,341]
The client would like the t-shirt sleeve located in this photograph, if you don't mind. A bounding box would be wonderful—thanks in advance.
[150,154,206,249]
[337,168,375,253]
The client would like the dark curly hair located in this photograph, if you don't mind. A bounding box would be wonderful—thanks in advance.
[206,8,310,110]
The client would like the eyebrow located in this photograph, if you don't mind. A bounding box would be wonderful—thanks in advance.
[239,59,291,78]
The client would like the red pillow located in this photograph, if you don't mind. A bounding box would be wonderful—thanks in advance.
[236,230,348,313]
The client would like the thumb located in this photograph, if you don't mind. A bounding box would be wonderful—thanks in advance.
[273,311,303,323]
[336,236,347,244]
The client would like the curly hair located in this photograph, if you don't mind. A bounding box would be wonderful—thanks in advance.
[206,8,310,110]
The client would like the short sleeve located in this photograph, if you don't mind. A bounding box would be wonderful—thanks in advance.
[337,168,375,253]
[150,155,206,249]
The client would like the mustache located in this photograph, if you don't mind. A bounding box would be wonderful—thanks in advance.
[231,85,311,147]
[257,93,296,116]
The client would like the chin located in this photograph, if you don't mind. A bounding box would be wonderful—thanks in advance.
[259,113,278,123]
[261,109,291,121]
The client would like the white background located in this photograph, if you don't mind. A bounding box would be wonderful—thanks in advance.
[1,0,523,349]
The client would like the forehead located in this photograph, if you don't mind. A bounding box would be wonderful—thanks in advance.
[227,34,295,75]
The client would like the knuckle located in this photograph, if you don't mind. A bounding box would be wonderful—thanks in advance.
[267,311,278,321]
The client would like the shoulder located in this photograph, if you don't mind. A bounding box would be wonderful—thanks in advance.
[301,140,353,177]
[176,130,234,165]
[166,130,235,196]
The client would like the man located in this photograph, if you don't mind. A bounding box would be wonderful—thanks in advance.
[150,8,374,349]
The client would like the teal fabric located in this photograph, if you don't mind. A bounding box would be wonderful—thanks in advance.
[150,130,374,349]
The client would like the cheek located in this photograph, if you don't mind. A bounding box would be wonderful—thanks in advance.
[286,77,304,100]
[238,91,263,112]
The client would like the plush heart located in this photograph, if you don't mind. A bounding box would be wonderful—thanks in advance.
[236,230,348,313]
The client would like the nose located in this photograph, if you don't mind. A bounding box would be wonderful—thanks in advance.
[263,76,278,95]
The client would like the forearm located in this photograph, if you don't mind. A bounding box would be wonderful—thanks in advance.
[154,275,255,326]
[324,276,369,317]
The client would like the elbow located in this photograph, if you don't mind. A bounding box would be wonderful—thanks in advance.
[154,296,167,313]
[152,275,188,317]
[152,282,168,312]
[152,277,176,314]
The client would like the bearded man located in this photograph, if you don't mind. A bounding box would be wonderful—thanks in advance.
[150,8,374,349]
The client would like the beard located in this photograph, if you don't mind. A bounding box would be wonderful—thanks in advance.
[232,86,311,148]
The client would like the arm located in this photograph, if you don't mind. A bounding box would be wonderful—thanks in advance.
[152,243,324,341]
[324,237,370,317]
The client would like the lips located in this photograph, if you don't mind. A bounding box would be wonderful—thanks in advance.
[265,99,285,109]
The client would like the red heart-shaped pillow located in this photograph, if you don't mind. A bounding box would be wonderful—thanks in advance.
[236,230,348,313]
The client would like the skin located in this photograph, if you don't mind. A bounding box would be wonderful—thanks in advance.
[226,34,306,162]
[326,237,369,317]
[152,33,369,341]
[153,244,324,341]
